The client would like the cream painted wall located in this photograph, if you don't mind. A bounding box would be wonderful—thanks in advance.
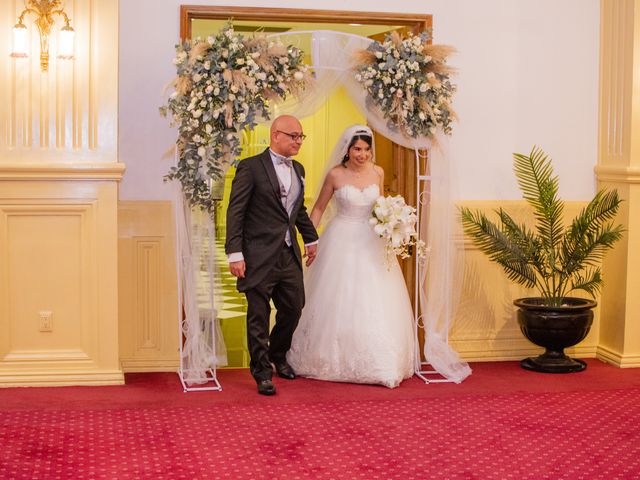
[118,0,600,202]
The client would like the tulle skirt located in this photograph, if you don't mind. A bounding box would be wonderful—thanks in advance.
[287,215,415,388]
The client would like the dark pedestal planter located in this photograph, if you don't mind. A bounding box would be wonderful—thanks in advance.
[514,297,596,373]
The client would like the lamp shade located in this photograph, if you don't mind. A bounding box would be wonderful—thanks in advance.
[57,26,74,59]
[10,23,28,58]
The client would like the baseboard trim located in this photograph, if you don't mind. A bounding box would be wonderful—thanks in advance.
[121,359,180,373]
[0,369,125,387]
[596,345,640,368]
[454,340,597,362]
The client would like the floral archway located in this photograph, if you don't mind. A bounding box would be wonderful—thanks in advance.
[161,23,471,389]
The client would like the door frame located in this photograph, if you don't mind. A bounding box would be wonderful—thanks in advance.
[180,6,431,40]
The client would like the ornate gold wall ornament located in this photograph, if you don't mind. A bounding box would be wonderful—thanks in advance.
[10,0,75,72]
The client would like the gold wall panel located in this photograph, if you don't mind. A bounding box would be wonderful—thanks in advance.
[0,164,124,386]
[135,239,163,351]
[118,201,179,372]
[2,204,90,354]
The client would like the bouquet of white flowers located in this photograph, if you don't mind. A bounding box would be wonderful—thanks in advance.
[370,195,427,263]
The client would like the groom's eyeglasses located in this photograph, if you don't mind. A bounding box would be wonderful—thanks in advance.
[277,130,307,142]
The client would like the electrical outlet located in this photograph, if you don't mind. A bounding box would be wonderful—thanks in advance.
[39,311,52,332]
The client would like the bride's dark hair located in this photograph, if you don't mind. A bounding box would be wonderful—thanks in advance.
[341,132,373,166]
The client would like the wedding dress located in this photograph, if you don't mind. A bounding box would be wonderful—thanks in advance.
[287,183,415,388]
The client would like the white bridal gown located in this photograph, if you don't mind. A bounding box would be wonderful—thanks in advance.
[287,184,415,388]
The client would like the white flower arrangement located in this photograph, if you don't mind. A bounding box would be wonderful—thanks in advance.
[160,22,312,212]
[354,30,457,139]
[370,195,427,263]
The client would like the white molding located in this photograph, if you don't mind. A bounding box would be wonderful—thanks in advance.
[2,349,90,362]
[0,162,126,181]
[597,345,640,368]
[0,370,124,387]
[594,165,640,184]
[455,339,597,362]
[120,359,180,372]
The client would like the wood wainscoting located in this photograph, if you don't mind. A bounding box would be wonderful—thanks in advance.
[115,199,602,372]
[118,201,180,372]
[0,164,125,386]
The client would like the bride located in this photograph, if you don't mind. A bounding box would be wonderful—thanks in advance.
[287,125,415,388]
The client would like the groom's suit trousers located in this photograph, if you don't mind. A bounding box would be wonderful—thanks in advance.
[244,244,304,381]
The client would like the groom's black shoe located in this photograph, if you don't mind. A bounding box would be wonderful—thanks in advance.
[273,361,296,380]
[257,379,276,396]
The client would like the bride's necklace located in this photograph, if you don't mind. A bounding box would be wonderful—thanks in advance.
[346,161,368,178]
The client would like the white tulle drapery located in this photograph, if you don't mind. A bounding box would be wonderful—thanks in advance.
[174,177,227,389]
[175,29,470,387]
[417,144,472,383]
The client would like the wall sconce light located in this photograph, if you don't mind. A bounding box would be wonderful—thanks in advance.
[10,0,75,72]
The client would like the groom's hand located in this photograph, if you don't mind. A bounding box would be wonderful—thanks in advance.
[304,244,317,266]
[229,260,246,278]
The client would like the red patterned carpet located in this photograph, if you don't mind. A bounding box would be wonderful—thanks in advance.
[1,360,640,479]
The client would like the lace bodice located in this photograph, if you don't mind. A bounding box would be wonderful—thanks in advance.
[334,184,380,222]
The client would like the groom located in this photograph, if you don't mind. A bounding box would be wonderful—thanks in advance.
[226,115,319,396]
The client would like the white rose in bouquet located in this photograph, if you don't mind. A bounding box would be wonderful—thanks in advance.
[370,195,427,266]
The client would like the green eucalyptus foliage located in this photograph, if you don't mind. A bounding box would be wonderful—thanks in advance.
[160,23,309,212]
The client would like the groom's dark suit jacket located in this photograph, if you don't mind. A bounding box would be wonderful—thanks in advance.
[225,148,318,292]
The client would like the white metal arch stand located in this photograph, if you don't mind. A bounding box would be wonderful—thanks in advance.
[413,148,456,384]
[175,185,223,393]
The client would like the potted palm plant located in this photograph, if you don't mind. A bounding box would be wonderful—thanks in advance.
[460,147,623,373]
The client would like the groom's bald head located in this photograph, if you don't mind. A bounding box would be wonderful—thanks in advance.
[270,115,304,158]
